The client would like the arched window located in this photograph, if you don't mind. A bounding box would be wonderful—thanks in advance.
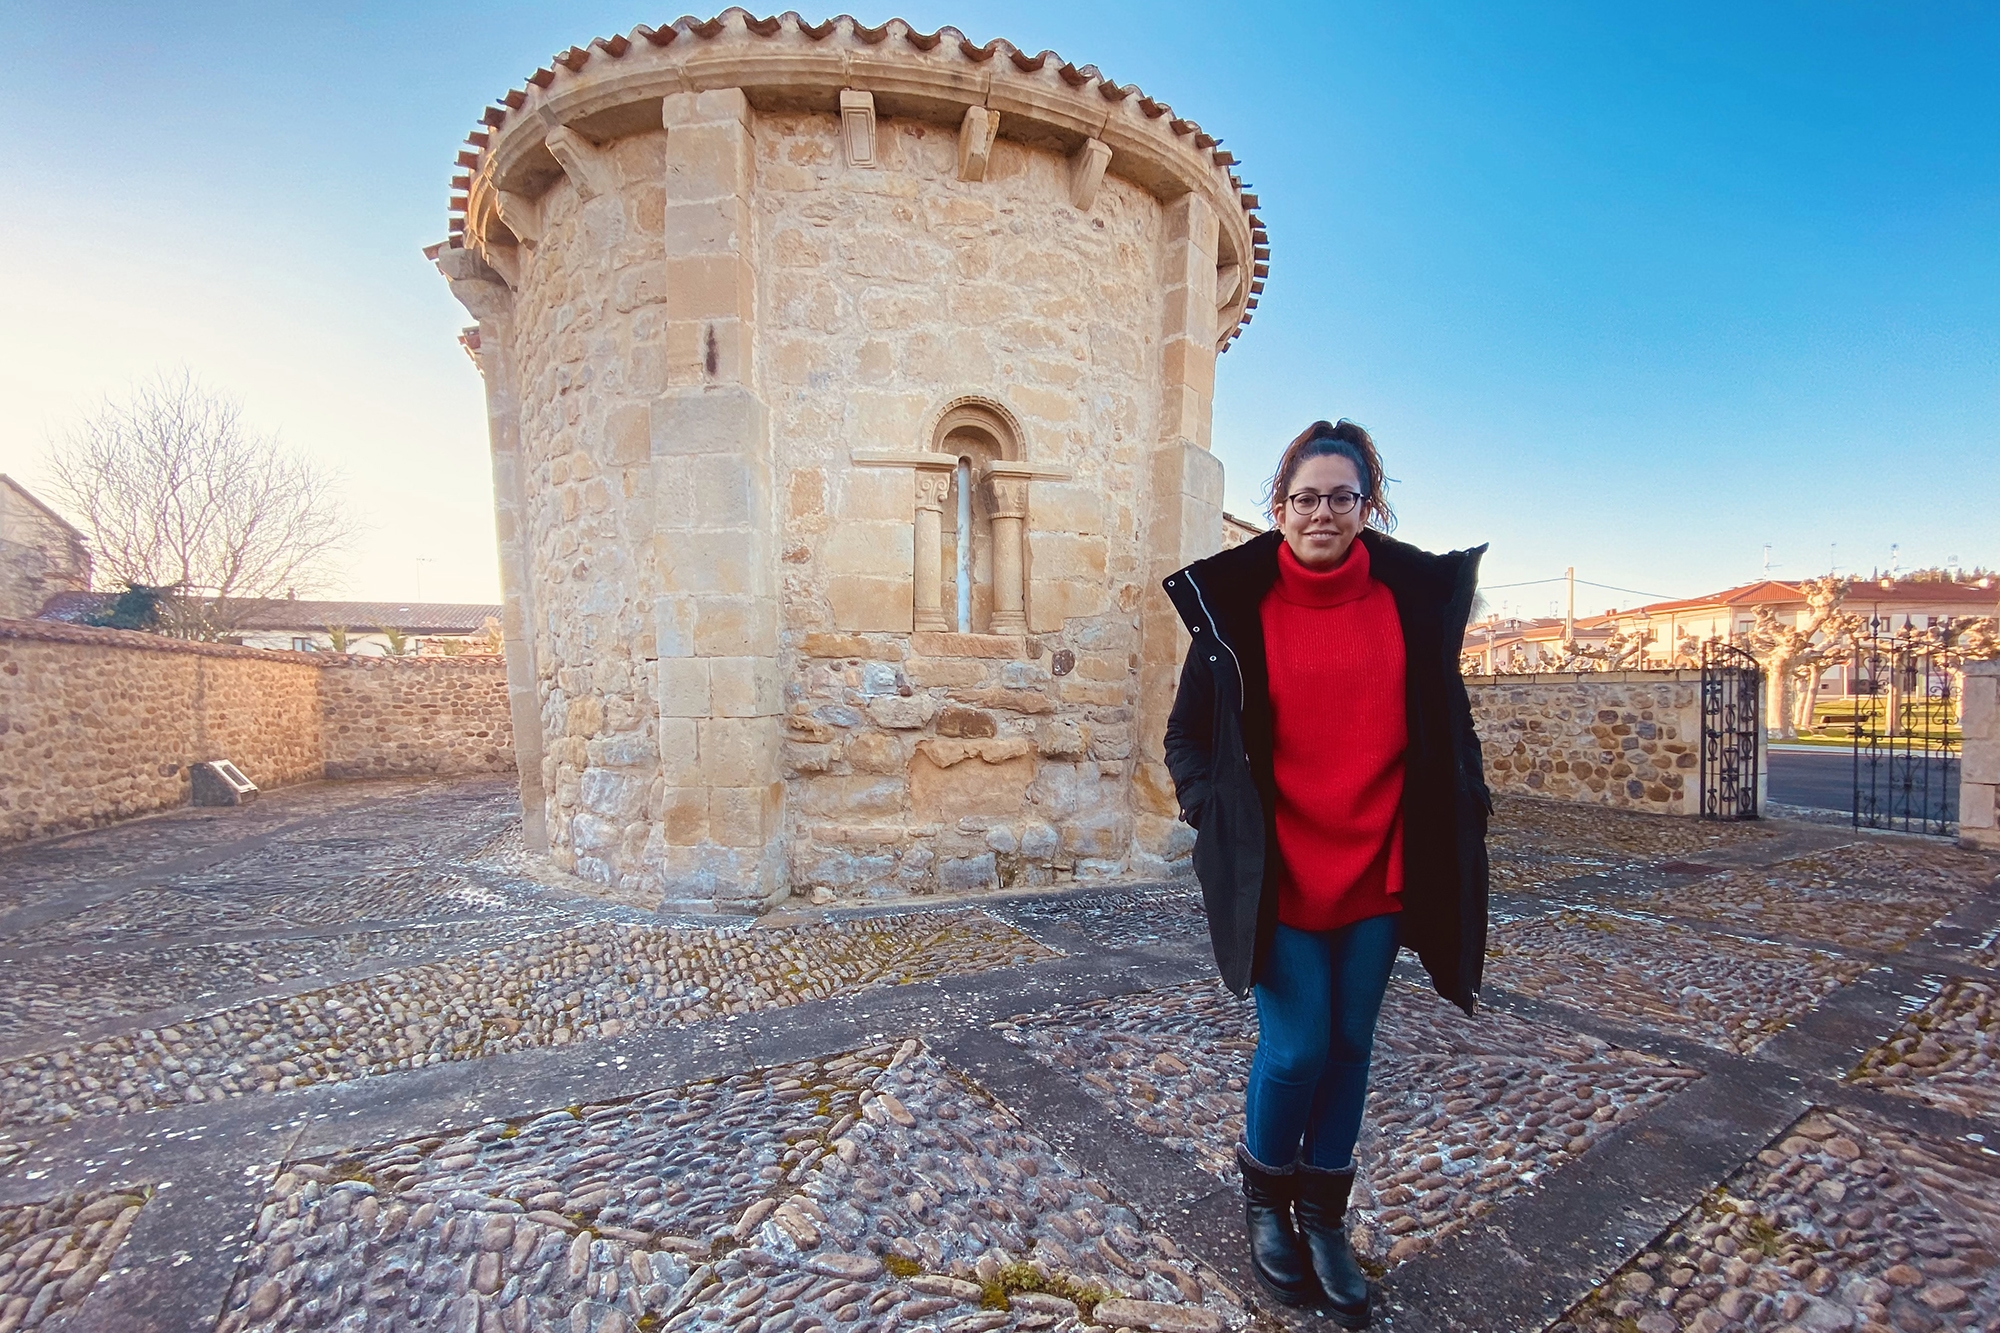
[927,400,1024,635]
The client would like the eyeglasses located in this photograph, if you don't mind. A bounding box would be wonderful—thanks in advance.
[1284,489,1364,516]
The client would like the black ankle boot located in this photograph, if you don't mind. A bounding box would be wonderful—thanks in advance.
[1234,1145,1325,1309]
[1294,1162,1371,1328]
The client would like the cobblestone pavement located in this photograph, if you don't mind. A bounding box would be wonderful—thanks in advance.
[995,980,1702,1269]
[0,780,1996,1333]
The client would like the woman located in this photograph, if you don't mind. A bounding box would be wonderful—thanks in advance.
[1161,419,1491,1329]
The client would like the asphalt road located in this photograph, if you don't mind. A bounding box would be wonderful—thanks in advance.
[1768,745,1959,823]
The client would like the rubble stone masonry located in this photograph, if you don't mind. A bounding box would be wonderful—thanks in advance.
[1467,671,1708,815]
[0,619,511,843]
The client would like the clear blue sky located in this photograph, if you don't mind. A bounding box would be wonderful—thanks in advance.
[2,2,1993,614]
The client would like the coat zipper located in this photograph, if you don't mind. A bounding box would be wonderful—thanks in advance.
[1183,569,1246,715]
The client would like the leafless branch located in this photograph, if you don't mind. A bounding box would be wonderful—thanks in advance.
[45,372,353,640]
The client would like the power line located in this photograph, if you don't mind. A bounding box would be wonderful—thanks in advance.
[1574,578,1677,600]
[1478,575,1676,600]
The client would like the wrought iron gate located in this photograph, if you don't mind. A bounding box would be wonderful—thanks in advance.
[1849,616,1960,836]
[1701,640,1762,819]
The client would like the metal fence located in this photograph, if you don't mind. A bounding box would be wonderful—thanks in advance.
[1849,616,1960,836]
[1701,640,1762,819]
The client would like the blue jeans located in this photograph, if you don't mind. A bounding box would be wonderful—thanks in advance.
[1244,914,1400,1171]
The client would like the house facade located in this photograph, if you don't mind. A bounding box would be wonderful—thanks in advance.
[0,477,92,622]
[1604,577,2000,693]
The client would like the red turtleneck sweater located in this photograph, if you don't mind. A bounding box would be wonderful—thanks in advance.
[1259,538,1407,932]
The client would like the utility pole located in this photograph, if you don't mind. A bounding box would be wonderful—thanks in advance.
[1564,566,1575,644]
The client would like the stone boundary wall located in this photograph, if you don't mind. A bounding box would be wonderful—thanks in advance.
[319,655,515,780]
[0,618,512,843]
[1467,671,1708,815]
[1961,660,1999,851]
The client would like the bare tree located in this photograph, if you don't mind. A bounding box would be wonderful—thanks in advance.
[1743,576,1851,740]
[45,373,351,640]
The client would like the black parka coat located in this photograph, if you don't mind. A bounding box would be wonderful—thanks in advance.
[1162,529,1492,1014]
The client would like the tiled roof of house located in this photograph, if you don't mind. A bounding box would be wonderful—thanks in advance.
[38,594,500,635]
[37,591,112,624]
[231,601,503,633]
[1629,578,2000,618]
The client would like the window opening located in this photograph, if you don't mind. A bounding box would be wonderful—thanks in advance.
[955,456,973,632]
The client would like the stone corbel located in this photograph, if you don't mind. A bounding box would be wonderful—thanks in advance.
[1068,138,1112,210]
[840,89,877,168]
[435,247,515,324]
[544,125,613,201]
[957,106,1000,182]
[479,242,523,290]
[1213,261,1243,345]
[1215,261,1243,309]
[495,189,543,246]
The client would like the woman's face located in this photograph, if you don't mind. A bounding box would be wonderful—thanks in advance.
[1275,453,1365,571]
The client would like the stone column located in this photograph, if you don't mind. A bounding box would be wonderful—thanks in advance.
[1961,659,2000,851]
[438,249,550,853]
[912,461,953,632]
[653,88,785,910]
[1134,193,1224,875]
[980,472,1028,635]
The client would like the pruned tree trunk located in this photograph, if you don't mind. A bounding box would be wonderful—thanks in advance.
[1794,664,1824,733]
[1766,649,1799,740]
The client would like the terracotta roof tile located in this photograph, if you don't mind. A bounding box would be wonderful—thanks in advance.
[443,11,1268,349]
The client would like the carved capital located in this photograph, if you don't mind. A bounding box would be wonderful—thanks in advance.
[913,465,955,512]
[978,475,1028,520]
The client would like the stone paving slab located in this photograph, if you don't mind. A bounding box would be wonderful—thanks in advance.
[3,780,2000,1332]
[0,783,506,941]
[0,784,407,910]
